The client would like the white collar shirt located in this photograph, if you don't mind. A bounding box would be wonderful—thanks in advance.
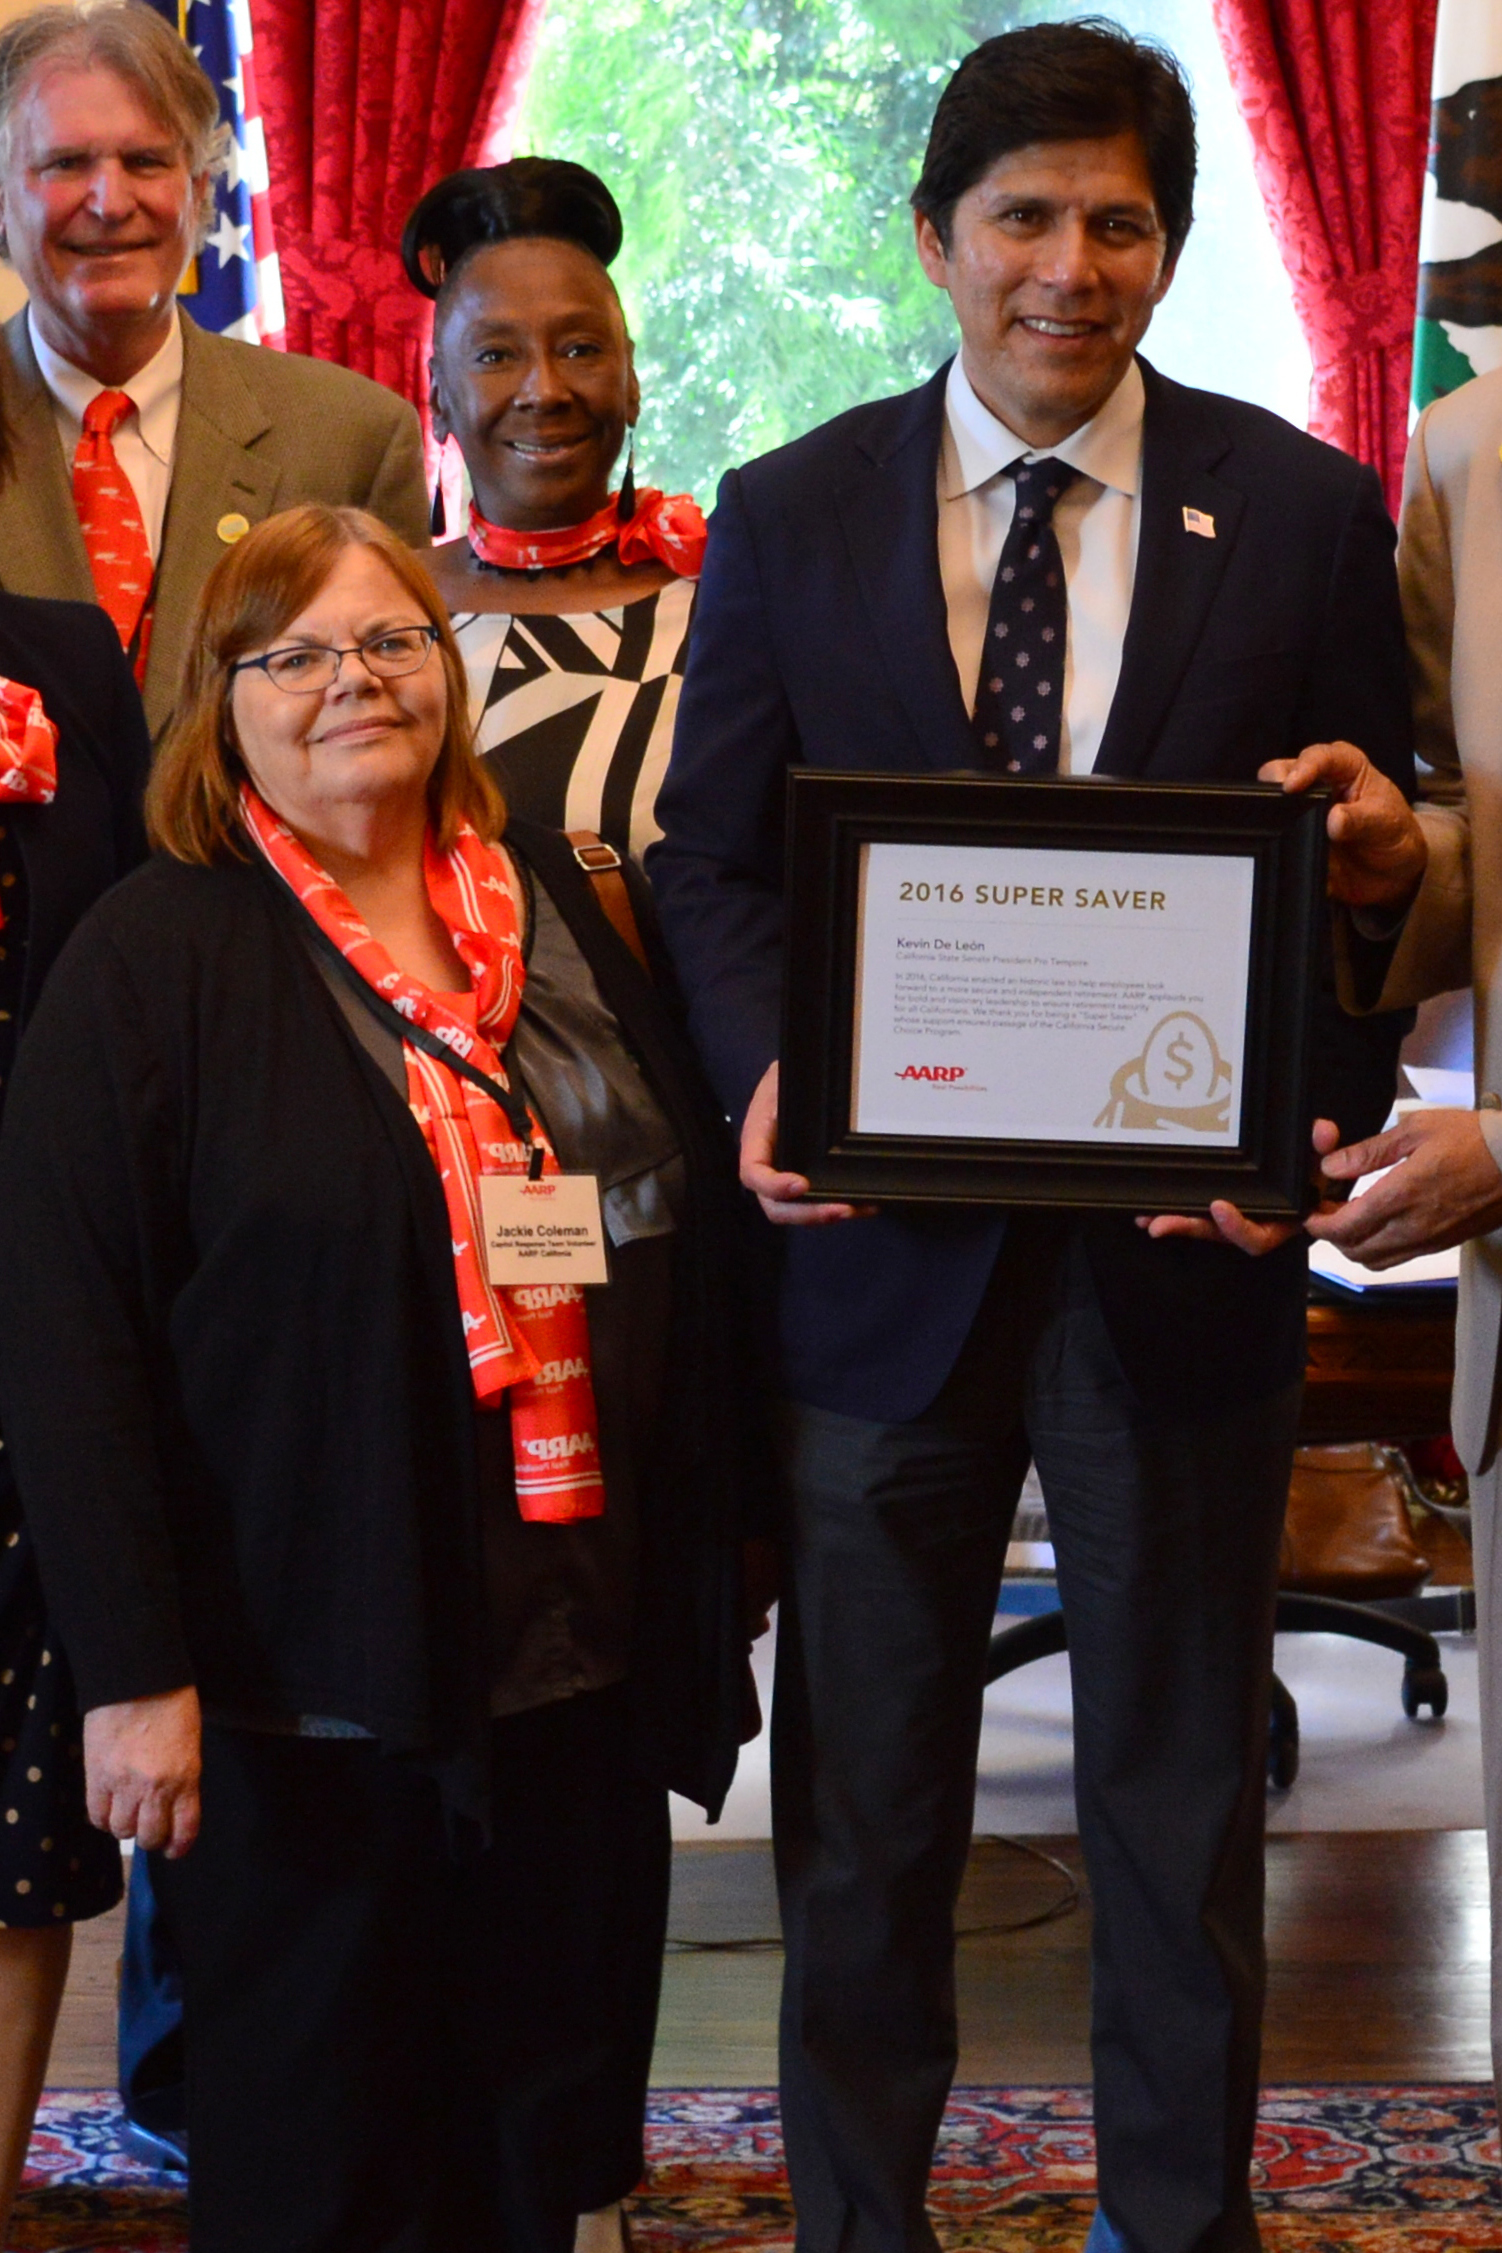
[32,307,183,563]
[936,352,1144,777]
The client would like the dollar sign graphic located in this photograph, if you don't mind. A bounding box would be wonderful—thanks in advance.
[1164,1030,1196,1090]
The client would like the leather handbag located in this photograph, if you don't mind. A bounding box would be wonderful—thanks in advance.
[1278,1441,1432,1599]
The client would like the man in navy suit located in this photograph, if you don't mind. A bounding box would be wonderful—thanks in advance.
[649,22,1412,2253]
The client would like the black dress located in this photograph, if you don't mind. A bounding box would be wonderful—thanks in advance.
[0,594,149,1929]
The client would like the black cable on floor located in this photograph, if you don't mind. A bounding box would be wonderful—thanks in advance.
[956,1835,1080,1937]
[664,1835,1081,1952]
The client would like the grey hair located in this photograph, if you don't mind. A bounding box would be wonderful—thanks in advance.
[0,1,231,252]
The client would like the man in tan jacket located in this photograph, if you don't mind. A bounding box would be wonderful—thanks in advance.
[1269,365,1502,2093]
[0,0,428,744]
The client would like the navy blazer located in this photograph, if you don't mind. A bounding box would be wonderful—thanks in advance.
[0,592,149,1026]
[650,360,1414,1421]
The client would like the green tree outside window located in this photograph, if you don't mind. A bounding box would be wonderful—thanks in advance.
[515,0,1044,501]
[514,0,1309,503]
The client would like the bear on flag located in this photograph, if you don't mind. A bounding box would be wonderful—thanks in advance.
[1414,0,1502,410]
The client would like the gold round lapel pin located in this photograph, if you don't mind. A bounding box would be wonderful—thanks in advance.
[216,512,251,544]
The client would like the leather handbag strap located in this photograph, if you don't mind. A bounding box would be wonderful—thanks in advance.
[565,830,651,974]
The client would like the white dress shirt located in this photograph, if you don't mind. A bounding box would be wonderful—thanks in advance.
[32,308,183,563]
[937,353,1144,777]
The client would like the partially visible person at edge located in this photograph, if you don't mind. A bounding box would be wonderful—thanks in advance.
[0,504,766,2253]
[648,19,1413,2253]
[0,398,150,2235]
[1262,364,1502,2106]
[0,0,428,752]
[407,157,706,865]
[0,0,427,2151]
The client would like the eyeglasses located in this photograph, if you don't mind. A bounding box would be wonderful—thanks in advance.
[231,626,441,696]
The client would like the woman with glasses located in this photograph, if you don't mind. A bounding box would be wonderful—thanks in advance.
[406,158,704,864]
[0,503,762,2253]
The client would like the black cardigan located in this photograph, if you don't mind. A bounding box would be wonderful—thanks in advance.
[0,820,767,1818]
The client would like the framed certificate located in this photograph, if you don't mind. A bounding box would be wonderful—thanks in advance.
[777,773,1330,1217]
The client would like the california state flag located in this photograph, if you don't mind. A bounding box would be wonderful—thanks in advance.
[1414,1,1502,410]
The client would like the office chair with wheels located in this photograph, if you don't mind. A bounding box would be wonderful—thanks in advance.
[987,1280,1465,1789]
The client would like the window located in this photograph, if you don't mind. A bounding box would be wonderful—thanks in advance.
[514,0,1311,501]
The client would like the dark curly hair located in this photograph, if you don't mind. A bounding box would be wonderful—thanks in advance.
[401,157,624,300]
[912,18,1196,260]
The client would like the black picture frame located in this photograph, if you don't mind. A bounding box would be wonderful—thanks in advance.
[777,772,1330,1217]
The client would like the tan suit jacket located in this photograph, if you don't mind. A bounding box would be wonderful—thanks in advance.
[0,308,429,742]
[1381,370,1502,1468]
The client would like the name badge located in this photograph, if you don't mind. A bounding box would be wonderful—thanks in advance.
[481,1173,609,1285]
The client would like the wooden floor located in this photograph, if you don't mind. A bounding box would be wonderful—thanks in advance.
[48,1830,1492,2093]
[49,1893,126,2090]
[651,1829,1493,2087]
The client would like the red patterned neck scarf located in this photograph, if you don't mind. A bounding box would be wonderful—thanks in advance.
[468,486,707,578]
[0,680,58,932]
[240,787,603,1523]
[0,680,57,805]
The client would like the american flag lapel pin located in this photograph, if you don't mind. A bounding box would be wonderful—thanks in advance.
[1182,506,1216,538]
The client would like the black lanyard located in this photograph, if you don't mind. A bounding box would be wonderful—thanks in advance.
[299,906,546,1179]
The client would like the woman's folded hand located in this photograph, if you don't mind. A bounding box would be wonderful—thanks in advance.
[83,1685,202,1858]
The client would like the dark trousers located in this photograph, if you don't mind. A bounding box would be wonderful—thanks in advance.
[771,1223,1298,2253]
[152,1685,670,2253]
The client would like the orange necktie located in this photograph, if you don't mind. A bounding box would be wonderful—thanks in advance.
[72,389,154,686]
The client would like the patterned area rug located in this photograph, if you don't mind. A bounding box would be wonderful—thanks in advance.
[15,2096,184,2250]
[15,2087,1499,2250]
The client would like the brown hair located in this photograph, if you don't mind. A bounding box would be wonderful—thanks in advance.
[146,505,504,864]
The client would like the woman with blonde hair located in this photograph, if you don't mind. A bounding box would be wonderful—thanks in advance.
[0,503,761,2252]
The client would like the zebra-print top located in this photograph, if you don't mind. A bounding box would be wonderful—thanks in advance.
[451,576,696,863]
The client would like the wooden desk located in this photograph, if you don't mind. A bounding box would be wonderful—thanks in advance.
[1301,1293,1456,1446]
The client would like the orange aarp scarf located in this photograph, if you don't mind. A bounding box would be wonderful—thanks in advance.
[241,787,604,1522]
[0,679,57,805]
[468,487,707,578]
[0,680,58,931]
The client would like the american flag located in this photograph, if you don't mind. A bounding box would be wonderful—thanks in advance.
[144,0,285,348]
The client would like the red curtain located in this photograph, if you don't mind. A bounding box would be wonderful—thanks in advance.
[253,0,546,464]
[1211,0,1437,514]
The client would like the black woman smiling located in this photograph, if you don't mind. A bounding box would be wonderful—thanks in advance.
[404,159,705,863]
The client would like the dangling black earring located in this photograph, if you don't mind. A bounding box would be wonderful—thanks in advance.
[430,478,447,538]
[618,433,637,522]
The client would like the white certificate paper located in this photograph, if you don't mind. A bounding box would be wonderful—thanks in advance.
[851,842,1256,1147]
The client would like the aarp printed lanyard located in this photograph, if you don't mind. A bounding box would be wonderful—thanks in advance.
[302,911,609,1285]
[301,909,546,1175]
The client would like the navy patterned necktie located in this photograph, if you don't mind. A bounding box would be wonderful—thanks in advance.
[971,456,1080,775]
